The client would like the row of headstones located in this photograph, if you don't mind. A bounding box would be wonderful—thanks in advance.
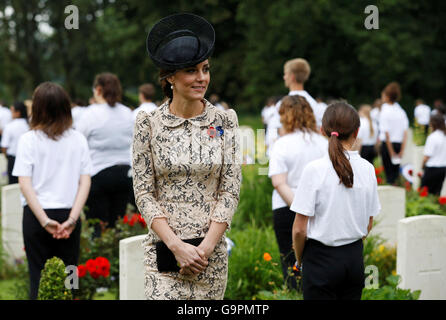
[2,181,445,299]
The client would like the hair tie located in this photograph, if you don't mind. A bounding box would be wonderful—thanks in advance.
[331,131,339,137]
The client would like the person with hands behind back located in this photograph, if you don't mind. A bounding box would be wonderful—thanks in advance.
[290,102,381,300]
[133,13,241,300]
[13,82,92,300]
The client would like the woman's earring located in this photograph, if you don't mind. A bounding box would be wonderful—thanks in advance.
[171,85,173,90]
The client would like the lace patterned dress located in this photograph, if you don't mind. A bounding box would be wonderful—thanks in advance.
[132,100,241,300]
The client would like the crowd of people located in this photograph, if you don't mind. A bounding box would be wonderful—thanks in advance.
[1,12,445,301]
[262,57,446,297]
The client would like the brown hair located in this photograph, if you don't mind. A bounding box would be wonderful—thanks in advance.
[383,82,401,103]
[159,69,176,100]
[139,83,155,101]
[279,95,317,134]
[430,113,446,135]
[284,58,311,84]
[358,104,374,138]
[322,101,360,188]
[30,82,73,140]
[93,73,122,106]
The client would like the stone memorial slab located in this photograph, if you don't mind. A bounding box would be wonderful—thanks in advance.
[119,235,146,300]
[1,184,25,265]
[397,215,446,300]
[370,186,405,245]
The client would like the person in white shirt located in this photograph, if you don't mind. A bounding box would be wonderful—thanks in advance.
[378,82,409,184]
[76,73,134,238]
[291,101,380,300]
[71,99,88,129]
[261,96,277,132]
[414,99,431,135]
[268,58,324,156]
[370,98,382,127]
[13,82,92,299]
[133,83,158,121]
[0,102,12,140]
[1,101,29,184]
[420,114,446,195]
[356,104,378,165]
[268,95,328,290]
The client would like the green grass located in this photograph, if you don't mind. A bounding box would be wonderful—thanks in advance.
[0,279,17,300]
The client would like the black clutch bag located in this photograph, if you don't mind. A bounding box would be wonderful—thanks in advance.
[155,237,205,272]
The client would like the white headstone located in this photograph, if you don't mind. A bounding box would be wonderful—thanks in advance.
[370,186,405,245]
[397,215,446,300]
[412,146,425,191]
[239,126,256,165]
[0,154,8,185]
[1,184,25,265]
[401,128,415,166]
[119,235,145,300]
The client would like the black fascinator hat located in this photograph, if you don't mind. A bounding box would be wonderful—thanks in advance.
[147,13,215,70]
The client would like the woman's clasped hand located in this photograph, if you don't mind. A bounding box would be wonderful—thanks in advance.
[44,218,76,239]
[171,241,209,276]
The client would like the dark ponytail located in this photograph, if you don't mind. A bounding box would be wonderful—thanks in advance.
[322,101,360,188]
[13,101,29,122]
[93,73,122,107]
[430,113,446,136]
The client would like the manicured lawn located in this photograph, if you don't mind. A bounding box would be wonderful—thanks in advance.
[0,279,17,300]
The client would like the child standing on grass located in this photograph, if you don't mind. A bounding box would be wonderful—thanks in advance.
[13,82,92,300]
[420,114,446,195]
[290,101,381,300]
[1,101,29,184]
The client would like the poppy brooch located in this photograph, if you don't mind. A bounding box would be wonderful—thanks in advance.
[207,126,224,138]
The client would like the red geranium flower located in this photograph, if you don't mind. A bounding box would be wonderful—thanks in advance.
[77,265,87,278]
[95,257,111,277]
[129,214,138,227]
[85,259,96,274]
[439,197,446,205]
[138,214,147,228]
[377,177,383,184]
[123,215,129,224]
[419,186,428,197]
[405,181,411,191]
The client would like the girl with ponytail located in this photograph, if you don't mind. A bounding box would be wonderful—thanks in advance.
[290,101,381,300]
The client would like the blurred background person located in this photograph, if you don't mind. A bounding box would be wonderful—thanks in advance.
[133,83,157,121]
[414,99,431,135]
[1,101,29,184]
[268,95,327,291]
[420,114,446,195]
[370,98,382,127]
[71,99,88,129]
[0,100,12,141]
[356,104,378,165]
[209,93,225,111]
[379,82,409,185]
[77,72,133,237]
[261,96,277,132]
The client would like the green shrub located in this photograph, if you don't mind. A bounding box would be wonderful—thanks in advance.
[406,190,446,217]
[362,275,421,300]
[37,257,72,300]
[363,234,396,286]
[231,164,274,230]
[225,224,283,300]
[254,287,303,300]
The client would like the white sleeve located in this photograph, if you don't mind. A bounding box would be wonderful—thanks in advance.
[424,134,435,157]
[12,134,34,177]
[1,124,11,148]
[79,135,93,175]
[75,110,91,138]
[268,142,287,177]
[290,164,318,217]
[369,166,381,217]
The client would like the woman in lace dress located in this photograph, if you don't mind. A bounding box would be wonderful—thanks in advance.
[132,13,241,300]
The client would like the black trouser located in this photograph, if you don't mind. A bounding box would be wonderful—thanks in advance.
[7,155,18,184]
[22,205,81,300]
[273,207,299,290]
[380,142,402,184]
[360,145,376,165]
[302,239,364,300]
[421,166,446,195]
[86,165,132,237]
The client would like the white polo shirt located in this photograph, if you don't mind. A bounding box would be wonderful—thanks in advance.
[414,104,431,126]
[1,118,29,156]
[424,130,446,167]
[268,130,328,210]
[378,102,409,143]
[71,106,87,129]
[12,129,92,208]
[357,116,378,146]
[290,151,381,247]
[76,103,133,176]
[132,102,157,121]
